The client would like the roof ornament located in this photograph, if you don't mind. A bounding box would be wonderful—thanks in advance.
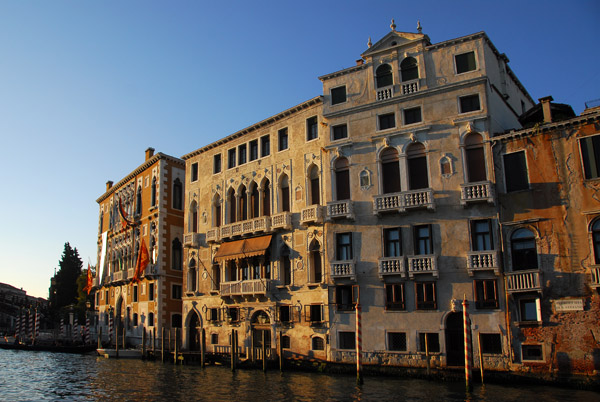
[367,37,372,48]
[417,20,422,34]
[390,19,396,32]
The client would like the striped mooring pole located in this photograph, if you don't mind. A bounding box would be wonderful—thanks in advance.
[108,312,113,345]
[15,310,21,339]
[462,296,473,391]
[85,316,91,344]
[355,286,363,385]
[33,308,39,345]
[28,309,33,342]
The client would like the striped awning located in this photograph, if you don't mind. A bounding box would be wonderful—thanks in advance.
[213,235,272,262]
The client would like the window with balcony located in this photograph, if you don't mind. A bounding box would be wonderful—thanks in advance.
[190,200,198,232]
[173,178,183,210]
[227,188,236,223]
[503,151,529,192]
[474,279,498,309]
[191,163,198,182]
[407,142,428,190]
[309,239,322,283]
[332,124,348,141]
[455,51,477,74]
[400,57,418,81]
[306,116,318,141]
[376,64,393,88]
[213,194,222,227]
[249,139,258,161]
[460,94,481,113]
[238,144,247,165]
[261,135,270,157]
[339,331,356,350]
[262,179,271,216]
[510,228,538,271]
[415,281,436,310]
[334,157,350,201]
[308,165,320,205]
[592,219,600,264]
[385,283,405,310]
[151,177,157,207]
[464,133,486,182]
[280,246,291,286]
[418,332,440,352]
[278,128,288,151]
[471,219,493,251]
[388,332,407,351]
[414,225,433,255]
[213,154,222,174]
[331,85,347,105]
[279,174,290,212]
[384,227,402,257]
[250,182,259,218]
[403,106,422,125]
[188,258,197,292]
[336,232,353,261]
[378,113,396,130]
[580,134,600,179]
[228,148,236,169]
[335,285,356,311]
[172,238,182,271]
[380,147,401,194]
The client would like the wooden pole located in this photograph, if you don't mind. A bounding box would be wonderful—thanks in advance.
[425,333,430,376]
[122,327,126,349]
[161,327,165,363]
[152,327,156,355]
[98,326,102,349]
[231,329,235,371]
[174,328,178,365]
[478,332,484,384]
[278,330,283,372]
[262,330,267,372]
[115,323,119,358]
[142,328,146,359]
[355,288,363,385]
[463,296,473,392]
[200,328,205,368]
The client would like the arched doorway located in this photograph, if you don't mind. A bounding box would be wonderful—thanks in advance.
[188,311,201,352]
[445,312,465,366]
[251,310,271,359]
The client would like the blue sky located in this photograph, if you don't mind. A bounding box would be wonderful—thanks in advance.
[0,1,598,298]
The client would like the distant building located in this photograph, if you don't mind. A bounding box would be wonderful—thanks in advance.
[93,148,185,346]
[0,283,47,334]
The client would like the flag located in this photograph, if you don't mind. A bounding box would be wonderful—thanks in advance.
[118,197,133,229]
[83,264,93,294]
[132,238,149,283]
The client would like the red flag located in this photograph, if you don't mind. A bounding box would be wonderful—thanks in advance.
[118,197,133,229]
[83,264,93,295]
[132,238,149,283]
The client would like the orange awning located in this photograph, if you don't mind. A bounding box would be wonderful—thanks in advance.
[213,235,272,262]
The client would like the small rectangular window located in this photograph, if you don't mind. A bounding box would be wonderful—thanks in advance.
[238,144,247,165]
[459,94,481,113]
[278,128,288,151]
[209,308,219,322]
[384,227,402,257]
[522,344,544,361]
[306,304,323,323]
[414,224,433,255]
[385,283,405,310]
[455,51,477,74]
[306,116,318,141]
[172,284,182,300]
[403,106,422,125]
[332,124,348,140]
[519,298,541,322]
[228,148,236,169]
[211,333,219,344]
[503,151,529,192]
[418,332,440,353]
[335,285,356,311]
[133,313,138,326]
[133,285,138,302]
[213,154,222,174]
[149,283,154,301]
[580,135,600,179]
[336,232,353,260]
[471,219,493,251]
[474,279,498,309]
[415,281,437,310]
[378,113,396,130]
[388,332,407,351]
[338,331,356,350]
[279,305,291,323]
[249,139,259,161]
[227,307,240,323]
[281,335,291,349]
[480,333,502,354]
[191,163,199,182]
[261,135,270,157]
[331,86,347,105]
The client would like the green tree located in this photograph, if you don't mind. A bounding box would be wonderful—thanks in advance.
[75,265,95,315]
[49,242,83,314]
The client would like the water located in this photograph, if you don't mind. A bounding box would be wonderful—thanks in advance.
[0,349,597,402]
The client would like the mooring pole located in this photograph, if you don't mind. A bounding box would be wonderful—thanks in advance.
[161,327,165,363]
[115,323,119,359]
[463,296,473,392]
[152,327,156,355]
[200,328,205,368]
[174,328,178,365]
[262,330,267,373]
[279,330,284,372]
[231,328,235,372]
[142,328,146,359]
[478,332,484,384]
[355,286,363,385]
[98,327,102,349]
[122,327,126,349]
[425,333,431,376]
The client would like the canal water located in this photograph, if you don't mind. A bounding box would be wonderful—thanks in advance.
[0,349,597,401]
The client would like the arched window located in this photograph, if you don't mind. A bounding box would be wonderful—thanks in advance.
[136,185,142,215]
[172,238,182,271]
[400,57,418,82]
[213,194,222,227]
[279,174,290,212]
[308,165,320,205]
[376,64,393,88]
[406,142,429,190]
[281,246,291,286]
[334,157,350,201]
[188,258,197,292]
[262,179,271,216]
[510,228,538,271]
[190,201,198,232]
[239,185,248,221]
[312,336,325,350]
[309,239,322,283]
[227,188,236,223]
[151,177,157,207]
[250,183,259,218]
[380,148,401,194]
[173,178,183,210]
[464,133,486,182]
[593,220,600,264]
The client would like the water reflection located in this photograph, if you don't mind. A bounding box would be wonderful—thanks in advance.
[0,349,597,402]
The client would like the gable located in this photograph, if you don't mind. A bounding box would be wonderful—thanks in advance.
[362,31,429,59]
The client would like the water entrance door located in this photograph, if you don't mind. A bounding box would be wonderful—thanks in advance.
[445,312,465,367]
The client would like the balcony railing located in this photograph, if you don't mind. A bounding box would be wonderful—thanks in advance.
[92,277,100,287]
[407,255,438,278]
[460,181,495,205]
[218,216,272,241]
[401,79,419,95]
[373,189,434,214]
[592,266,600,288]
[113,270,126,283]
[127,268,135,280]
[331,260,356,280]
[466,250,500,276]
[378,257,406,279]
[220,279,272,297]
[376,85,394,101]
[144,264,159,279]
[206,228,220,243]
[505,270,541,293]
[271,212,292,230]
[326,200,354,220]
[300,205,323,225]
[183,232,202,248]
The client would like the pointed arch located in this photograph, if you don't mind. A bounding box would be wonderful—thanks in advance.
[307,164,320,205]
[334,156,350,201]
[227,187,236,223]
[249,181,259,218]
[212,193,222,227]
[309,239,322,283]
[278,173,290,212]
[189,200,198,232]
[261,178,271,216]
[238,184,248,221]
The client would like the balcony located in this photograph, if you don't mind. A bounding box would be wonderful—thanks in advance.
[466,250,500,276]
[460,181,495,206]
[184,232,202,248]
[505,270,541,293]
[401,79,419,95]
[376,85,394,101]
[407,255,438,278]
[378,257,406,279]
[331,260,356,280]
[112,270,127,283]
[127,268,135,280]
[373,189,434,214]
[592,266,600,288]
[271,212,292,230]
[144,264,160,279]
[218,216,272,241]
[219,279,272,297]
[206,228,220,243]
[92,277,100,288]
[326,200,354,220]
[300,205,323,225]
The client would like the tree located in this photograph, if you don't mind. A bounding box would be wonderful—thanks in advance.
[49,242,83,314]
[76,265,95,315]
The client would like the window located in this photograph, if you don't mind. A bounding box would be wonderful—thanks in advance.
[385,283,405,310]
[474,279,498,309]
[278,128,288,151]
[149,283,154,301]
[332,124,348,141]
[227,307,240,323]
[309,240,322,283]
[580,135,600,179]
[306,116,318,141]
[407,142,429,190]
[187,259,197,292]
[172,238,182,270]
[213,154,222,174]
[335,285,356,311]
[415,281,436,310]
[455,51,477,74]
[151,177,157,207]
[280,174,290,212]
[380,148,401,194]
[336,233,353,260]
[376,64,393,88]
[331,86,347,105]
[384,227,402,257]
[133,285,138,302]
[403,106,422,125]
[418,332,440,353]
[511,228,538,271]
[464,133,486,182]
[208,308,220,322]
[136,186,142,215]
[312,336,325,351]
[521,344,543,361]
[400,57,418,82]
[519,298,541,322]
[503,151,529,192]
[173,178,183,210]
[148,312,154,327]
[172,284,182,300]
[281,335,291,349]
[260,135,270,157]
[471,219,493,251]
[593,219,600,264]
[414,225,433,255]
[133,313,138,326]
[279,305,291,323]
[281,246,291,286]
[211,333,219,344]
[388,332,407,351]
[306,304,323,323]
[308,165,320,205]
[238,144,247,165]
[228,148,236,169]
[479,333,502,354]
[249,139,258,161]
[378,113,396,130]
[334,157,350,201]
[338,331,356,350]
[460,94,481,113]
[172,314,182,328]
[191,163,198,182]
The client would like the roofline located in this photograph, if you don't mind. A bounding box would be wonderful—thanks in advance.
[182,96,323,160]
[319,63,368,82]
[96,152,184,203]
[494,111,600,142]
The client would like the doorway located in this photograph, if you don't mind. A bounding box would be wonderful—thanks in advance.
[445,312,465,366]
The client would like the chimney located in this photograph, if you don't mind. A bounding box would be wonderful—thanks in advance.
[356,59,364,66]
[539,96,554,123]
[145,147,155,161]
[106,181,113,192]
